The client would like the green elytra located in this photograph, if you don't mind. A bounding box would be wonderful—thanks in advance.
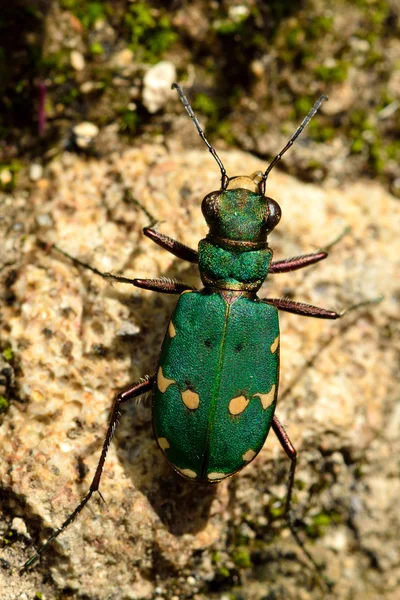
[22,86,336,573]
[153,175,280,482]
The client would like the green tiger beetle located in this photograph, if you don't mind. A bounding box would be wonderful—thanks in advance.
[22,84,369,576]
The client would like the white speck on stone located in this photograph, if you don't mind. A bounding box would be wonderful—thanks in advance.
[81,81,103,94]
[60,442,72,453]
[142,61,176,114]
[70,50,85,71]
[112,48,134,67]
[0,169,12,185]
[349,37,370,53]
[36,213,53,227]
[73,122,100,148]
[323,527,348,552]
[117,321,140,336]
[30,163,43,181]
[187,575,196,585]
[11,517,30,538]
[228,5,250,20]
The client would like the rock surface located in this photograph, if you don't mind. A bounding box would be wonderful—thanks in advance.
[0,145,399,599]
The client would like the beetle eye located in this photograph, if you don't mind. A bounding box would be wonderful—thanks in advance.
[265,197,281,233]
[201,191,220,222]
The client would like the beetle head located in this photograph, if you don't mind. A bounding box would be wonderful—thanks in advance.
[202,171,281,243]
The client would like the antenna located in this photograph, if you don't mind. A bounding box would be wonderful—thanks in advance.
[172,83,229,190]
[260,95,328,191]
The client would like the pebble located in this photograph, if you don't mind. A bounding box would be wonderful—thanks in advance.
[0,169,12,185]
[29,163,43,181]
[142,61,176,113]
[112,48,134,68]
[70,50,85,71]
[11,517,30,538]
[73,121,100,148]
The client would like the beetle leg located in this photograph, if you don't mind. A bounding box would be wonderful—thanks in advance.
[21,376,155,571]
[143,226,198,263]
[264,298,340,319]
[264,297,382,319]
[269,251,328,273]
[272,416,328,584]
[270,226,351,273]
[42,243,195,293]
[134,278,196,294]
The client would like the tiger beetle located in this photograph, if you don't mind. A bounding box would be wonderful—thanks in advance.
[23,84,364,575]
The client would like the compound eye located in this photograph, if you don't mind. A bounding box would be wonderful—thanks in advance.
[265,197,281,233]
[201,191,220,222]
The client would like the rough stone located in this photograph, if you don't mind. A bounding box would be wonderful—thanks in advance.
[0,145,399,600]
[142,61,176,113]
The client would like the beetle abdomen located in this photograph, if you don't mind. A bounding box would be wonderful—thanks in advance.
[152,290,279,482]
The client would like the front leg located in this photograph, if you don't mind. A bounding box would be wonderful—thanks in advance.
[264,298,340,319]
[269,251,327,273]
[41,242,195,294]
[143,226,198,263]
[264,297,380,319]
[269,227,351,274]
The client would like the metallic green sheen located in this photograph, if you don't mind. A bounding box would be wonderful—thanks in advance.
[198,240,272,289]
[206,189,268,241]
[152,290,280,482]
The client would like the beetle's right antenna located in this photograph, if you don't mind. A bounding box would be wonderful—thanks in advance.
[260,95,328,194]
[172,83,229,190]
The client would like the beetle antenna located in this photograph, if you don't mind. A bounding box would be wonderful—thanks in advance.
[172,83,229,190]
[261,95,328,189]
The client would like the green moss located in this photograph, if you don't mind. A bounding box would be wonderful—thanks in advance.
[217,566,230,578]
[193,93,219,117]
[306,15,334,40]
[216,121,236,146]
[306,511,342,538]
[3,530,15,545]
[385,141,400,161]
[308,120,336,142]
[369,142,385,174]
[0,162,22,191]
[232,548,252,569]
[3,347,13,361]
[119,109,140,134]
[214,10,251,37]
[34,594,43,600]
[124,2,176,62]
[314,63,348,84]
[351,138,365,154]
[90,42,104,55]
[61,1,108,29]
[0,396,10,414]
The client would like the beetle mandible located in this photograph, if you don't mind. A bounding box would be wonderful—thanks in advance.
[24,84,344,571]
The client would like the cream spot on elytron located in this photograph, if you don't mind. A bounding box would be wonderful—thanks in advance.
[175,466,197,479]
[180,290,193,295]
[253,384,276,409]
[181,389,200,410]
[168,320,176,338]
[228,395,250,415]
[208,472,226,481]
[157,437,170,451]
[242,449,256,462]
[157,366,175,393]
[270,335,279,354]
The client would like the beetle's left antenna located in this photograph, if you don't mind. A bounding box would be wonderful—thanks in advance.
[172,83,229,190]
[260,95,328,193]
